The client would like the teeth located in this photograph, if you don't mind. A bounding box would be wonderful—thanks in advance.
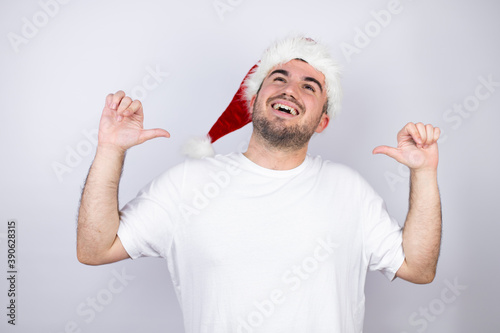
[273,103,298,115]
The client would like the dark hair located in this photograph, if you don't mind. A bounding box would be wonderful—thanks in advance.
[322,99,329,115]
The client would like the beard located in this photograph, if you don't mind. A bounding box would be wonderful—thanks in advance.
[251,93,324,152]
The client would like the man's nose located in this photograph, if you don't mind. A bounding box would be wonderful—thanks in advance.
[282,81,300,99]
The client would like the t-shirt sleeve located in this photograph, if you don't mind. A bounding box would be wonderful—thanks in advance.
[359,175,405,281]
[117,163,185,260]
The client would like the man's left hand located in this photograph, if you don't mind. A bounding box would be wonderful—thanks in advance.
[372,122,440,172]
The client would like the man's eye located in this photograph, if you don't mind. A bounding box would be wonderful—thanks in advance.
[274,77,286,82]
[304,84,315,92]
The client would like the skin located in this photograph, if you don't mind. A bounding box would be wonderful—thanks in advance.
[77,60,441,284]
[373,124,441,283]
[244,60,330,170]
[76,92,169,265]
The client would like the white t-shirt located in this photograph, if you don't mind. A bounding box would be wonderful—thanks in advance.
[117,153,405,333]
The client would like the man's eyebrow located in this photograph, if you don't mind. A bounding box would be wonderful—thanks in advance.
[268,69,289,77]
[268,69,323,93]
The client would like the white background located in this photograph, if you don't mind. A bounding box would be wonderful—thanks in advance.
[1,0,499,332]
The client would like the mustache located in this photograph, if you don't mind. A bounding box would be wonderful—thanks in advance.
[267,94,304,113]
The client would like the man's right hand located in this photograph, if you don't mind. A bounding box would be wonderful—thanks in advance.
[98,90,170,152]
[77,91,170,265]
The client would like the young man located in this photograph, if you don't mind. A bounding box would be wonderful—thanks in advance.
[77,36,441,332]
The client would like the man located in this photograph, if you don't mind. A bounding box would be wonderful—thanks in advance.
[77,36,441,332]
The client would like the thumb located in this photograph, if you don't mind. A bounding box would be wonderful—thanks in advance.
[372,145,400,160]
[138,128,171,144]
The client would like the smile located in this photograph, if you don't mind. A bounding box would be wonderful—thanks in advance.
[272,103,299,116]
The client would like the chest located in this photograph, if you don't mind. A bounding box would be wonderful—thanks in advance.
[175,185,363,278]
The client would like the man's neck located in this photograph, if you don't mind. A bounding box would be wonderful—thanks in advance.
[243,133,308,170]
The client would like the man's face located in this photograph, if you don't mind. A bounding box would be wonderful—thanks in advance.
[250,59,329,151]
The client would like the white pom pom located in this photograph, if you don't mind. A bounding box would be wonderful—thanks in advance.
[182,136,215,158]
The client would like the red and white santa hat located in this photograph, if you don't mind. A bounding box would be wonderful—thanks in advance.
[183,35,342,158]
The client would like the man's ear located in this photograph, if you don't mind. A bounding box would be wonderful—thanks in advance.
[249,95,257,114]
[315,113,330,133]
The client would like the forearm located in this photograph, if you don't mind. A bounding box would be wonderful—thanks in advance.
[77,145,125,263]
[402,169,442,281]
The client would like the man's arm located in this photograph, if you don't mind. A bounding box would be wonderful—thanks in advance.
[77,91,170,265]
[373,122,441,284]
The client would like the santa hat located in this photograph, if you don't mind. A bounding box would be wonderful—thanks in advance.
[183,36,342,158]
